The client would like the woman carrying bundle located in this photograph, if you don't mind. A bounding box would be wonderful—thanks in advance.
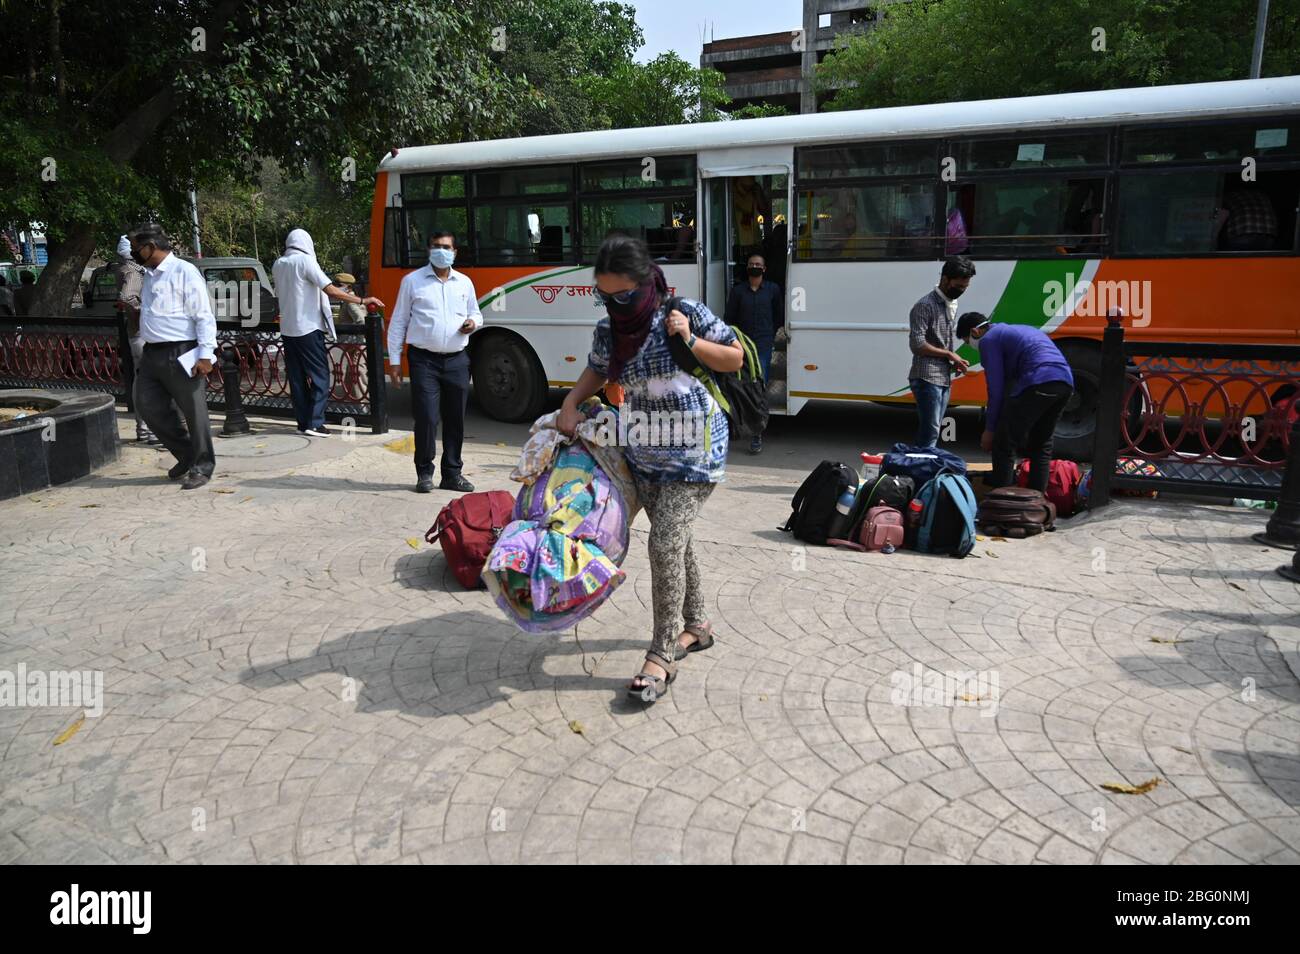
[559,235,744,703]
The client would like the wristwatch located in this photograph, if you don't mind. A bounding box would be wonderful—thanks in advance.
[686,333,697,350]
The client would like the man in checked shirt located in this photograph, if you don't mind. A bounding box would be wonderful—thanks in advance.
[906,256,976,447]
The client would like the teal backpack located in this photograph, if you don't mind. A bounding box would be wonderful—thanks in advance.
[914,472,977,558]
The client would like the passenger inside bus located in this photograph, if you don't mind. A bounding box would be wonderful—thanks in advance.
[1216,183,1280,250]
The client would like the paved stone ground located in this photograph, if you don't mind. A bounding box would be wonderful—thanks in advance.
[1,411,1298,865]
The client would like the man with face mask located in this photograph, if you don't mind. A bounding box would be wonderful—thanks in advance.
[907,256,975,447]
[130,223,218,489]
[387,231,481,493]
[723,252,783,453]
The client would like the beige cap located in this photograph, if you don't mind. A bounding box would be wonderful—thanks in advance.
[334,272,357,284]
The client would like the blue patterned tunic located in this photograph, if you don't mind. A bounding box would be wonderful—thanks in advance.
[587,298,737,484]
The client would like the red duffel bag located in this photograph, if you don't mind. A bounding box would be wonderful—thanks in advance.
[1015,459,1081,518]
[425,491,516,589]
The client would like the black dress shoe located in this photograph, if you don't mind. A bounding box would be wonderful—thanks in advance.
[415,474,434,493]
[168,461,191,481]
[439,474,474,493]
[180,472,210,490]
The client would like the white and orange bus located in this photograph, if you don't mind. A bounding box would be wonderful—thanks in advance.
[369,76,1300,458]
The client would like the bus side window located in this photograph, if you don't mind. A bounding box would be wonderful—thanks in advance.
[1214,171,1298,252]
[950,176,1104,257]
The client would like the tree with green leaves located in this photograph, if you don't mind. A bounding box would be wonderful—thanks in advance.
[498,0,644,136]
[817,0,1300,110]
[0,0,526,313]
[579,52,732,129]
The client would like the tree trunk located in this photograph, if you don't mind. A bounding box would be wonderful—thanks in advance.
[29,225,96,316]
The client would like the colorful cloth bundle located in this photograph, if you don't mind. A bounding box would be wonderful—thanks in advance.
[483,435,631,634]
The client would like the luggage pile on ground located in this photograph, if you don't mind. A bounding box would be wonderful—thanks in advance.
[782,443,1085,559]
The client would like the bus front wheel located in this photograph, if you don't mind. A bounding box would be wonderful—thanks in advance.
[472,335,546,423]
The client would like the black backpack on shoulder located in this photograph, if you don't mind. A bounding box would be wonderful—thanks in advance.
[664,296,769,439]
[781,461,858,545]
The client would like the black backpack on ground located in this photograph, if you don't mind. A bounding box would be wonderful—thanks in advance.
[781,461,858,545]
[844,473,914,539]
[665,296,769,439]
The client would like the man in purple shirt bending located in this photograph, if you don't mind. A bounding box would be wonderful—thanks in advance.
[956,313,1075,491]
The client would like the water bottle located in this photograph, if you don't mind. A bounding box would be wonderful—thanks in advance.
[860,453,883,485]
[905,499,924,549]
[828,486,856,541]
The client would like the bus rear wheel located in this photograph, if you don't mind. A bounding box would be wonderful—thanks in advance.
[472,335,546,423]
[1053,340,1101,462]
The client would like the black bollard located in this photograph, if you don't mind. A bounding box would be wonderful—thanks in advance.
[1254,413,1300,550]
[1279,547,1300,584]
[219,341,251,436]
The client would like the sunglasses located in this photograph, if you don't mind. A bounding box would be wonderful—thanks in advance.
[592,285,640,306]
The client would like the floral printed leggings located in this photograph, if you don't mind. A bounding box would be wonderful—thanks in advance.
[634,478,716,662]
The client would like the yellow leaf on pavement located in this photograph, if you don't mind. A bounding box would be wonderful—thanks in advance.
[1101,778,1161,795]
[53,715,85,746]
[405,538,421,549]
[568,720,585,735]
[1149,636,1187,644]
[385,435,416,454]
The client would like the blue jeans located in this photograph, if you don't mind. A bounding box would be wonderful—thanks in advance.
[909,378,950,447]
[282,330,331,431]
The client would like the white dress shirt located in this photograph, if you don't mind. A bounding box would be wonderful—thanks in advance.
[387,265,482,366]
[139,252,217,360]
[272,251,335,338]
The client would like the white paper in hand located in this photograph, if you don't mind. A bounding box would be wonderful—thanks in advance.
[177,346,202,376]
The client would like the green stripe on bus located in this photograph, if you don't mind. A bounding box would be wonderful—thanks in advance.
[477,264,590,309]
[956,259,1086,365]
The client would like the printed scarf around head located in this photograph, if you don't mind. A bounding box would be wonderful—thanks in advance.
[605,263,668,383]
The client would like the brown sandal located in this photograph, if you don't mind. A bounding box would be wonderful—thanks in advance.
[628,650,677,703]
[679,621,715,655]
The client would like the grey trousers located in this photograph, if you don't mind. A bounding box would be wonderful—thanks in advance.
[137,340,216,477]
[128,336,153,436]
[634,478,716,660]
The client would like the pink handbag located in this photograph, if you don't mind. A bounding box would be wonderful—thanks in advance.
[828,505,905,552]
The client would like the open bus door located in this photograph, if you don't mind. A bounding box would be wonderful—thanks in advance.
[697,147,793,415]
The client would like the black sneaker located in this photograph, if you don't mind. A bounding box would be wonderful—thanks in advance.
[304,426,330,437]
[439,474,474,493]
[415,473,434,494]
[749,435,763,454]
[180,472,210,490]
[168,461,191,481]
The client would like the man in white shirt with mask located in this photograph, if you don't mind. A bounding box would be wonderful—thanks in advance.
[130,223,217,489]
[272,228,382,437]
[388,231,481,493]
